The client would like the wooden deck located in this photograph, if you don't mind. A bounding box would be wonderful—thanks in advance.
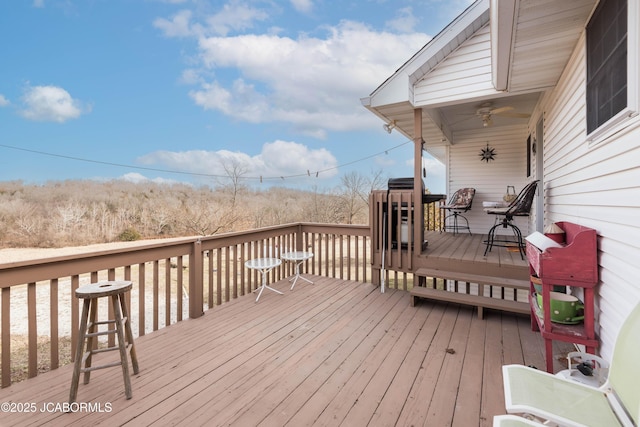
[419,231,529,279]
[0,275,569,427]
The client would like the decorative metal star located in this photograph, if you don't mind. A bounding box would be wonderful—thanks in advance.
[479,143,496,162]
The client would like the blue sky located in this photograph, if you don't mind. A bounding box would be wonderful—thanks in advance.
[0,0,474,194]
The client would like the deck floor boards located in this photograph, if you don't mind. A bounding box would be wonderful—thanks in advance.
[419,231,528,279]
[452,313,487,427]
[0,276,571,427]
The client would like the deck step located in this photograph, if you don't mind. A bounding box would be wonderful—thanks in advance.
[414,268,529,290]
[409,287,529,316]
[412,268,530,318]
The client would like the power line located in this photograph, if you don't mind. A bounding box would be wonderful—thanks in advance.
[0,141,412,181]
[0,143,219,177]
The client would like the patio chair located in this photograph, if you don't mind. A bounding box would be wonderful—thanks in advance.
[502,303,640,427]
[483,181,538,259]
[441,187,476,234]
[492,415,546,426]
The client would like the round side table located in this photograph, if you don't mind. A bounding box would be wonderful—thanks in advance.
[281,251,314,290]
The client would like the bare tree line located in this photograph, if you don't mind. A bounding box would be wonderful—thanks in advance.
[0,170,386,248]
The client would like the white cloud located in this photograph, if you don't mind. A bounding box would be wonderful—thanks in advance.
[0,94,9,107]
[155,3,431,138]
[187,21,428,137]
[32,0,45,8]
[262,140,336,175]
[385,7,418,33]
[120,172,181,185]
[204,2,269,36]
[290,0,314,14]
[121,172,148,183]
[137,140,338,181]
[154,2,268,38]
[153,10,197,38]
[180,68,203,85]
[189,79,267,123]
[19,85,88,123]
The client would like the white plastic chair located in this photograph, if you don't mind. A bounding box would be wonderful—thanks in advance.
[493,415,546,426]
[502,303,640,427]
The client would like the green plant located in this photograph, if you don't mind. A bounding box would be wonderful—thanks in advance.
[118,227,141,241]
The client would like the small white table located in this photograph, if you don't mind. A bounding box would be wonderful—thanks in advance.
[245,258,283,302]
[281,251,314,290]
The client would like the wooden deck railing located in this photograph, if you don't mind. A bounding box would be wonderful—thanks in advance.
[0,222,370,388]
[369,191,445,289]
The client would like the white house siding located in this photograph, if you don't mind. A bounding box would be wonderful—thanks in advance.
[413,25,498,107]
[447,124,532,236]
[539,32,640,360]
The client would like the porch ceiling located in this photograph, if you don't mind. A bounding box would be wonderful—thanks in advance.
[362,0,597,150]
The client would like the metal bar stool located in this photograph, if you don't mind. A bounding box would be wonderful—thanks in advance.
[440,188,475,235]
[69,280,139,403]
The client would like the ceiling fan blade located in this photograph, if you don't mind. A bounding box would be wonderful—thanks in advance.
[489,106,514,115]
[498,112,531,118]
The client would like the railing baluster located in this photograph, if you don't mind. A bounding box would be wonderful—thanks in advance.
[177,256,183,321]
[153,260,160,331]
[232,245,238,300]
[124,266,132,324]
[346,235,351,281]
[207,251,214,308]
[70,275,80,360]
[239,244,246,296]
[216,248,222,306]
[108,268,116,347]
[310,233,317,275]
[316,234,322,275]
[50,278,59,370]
[27,282,37,378]
[324,233,329,276]
[138,263,146,337]
[337,234,341,278]
[165,258,171,327]
[224,247,230,303]
[153,260,159,331]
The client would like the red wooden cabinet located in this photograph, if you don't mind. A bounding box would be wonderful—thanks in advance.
[525,221,598,373]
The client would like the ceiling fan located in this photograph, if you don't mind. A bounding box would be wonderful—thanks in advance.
[475,103,530,127]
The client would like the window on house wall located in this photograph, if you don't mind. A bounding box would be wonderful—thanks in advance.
[586,0,627,134]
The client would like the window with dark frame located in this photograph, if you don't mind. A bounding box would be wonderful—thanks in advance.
[586,0,627,134]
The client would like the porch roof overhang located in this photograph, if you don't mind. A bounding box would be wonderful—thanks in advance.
[361,0,598,161]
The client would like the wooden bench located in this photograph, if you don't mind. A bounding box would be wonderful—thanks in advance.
[411,268,530,318]
[501,304,640,427]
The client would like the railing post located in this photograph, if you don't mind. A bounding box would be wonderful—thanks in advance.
[189,239,204,318]
[296,224,304,251]
[370,192,381,287]
[413,108,424,253]
[1,287,10,388]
